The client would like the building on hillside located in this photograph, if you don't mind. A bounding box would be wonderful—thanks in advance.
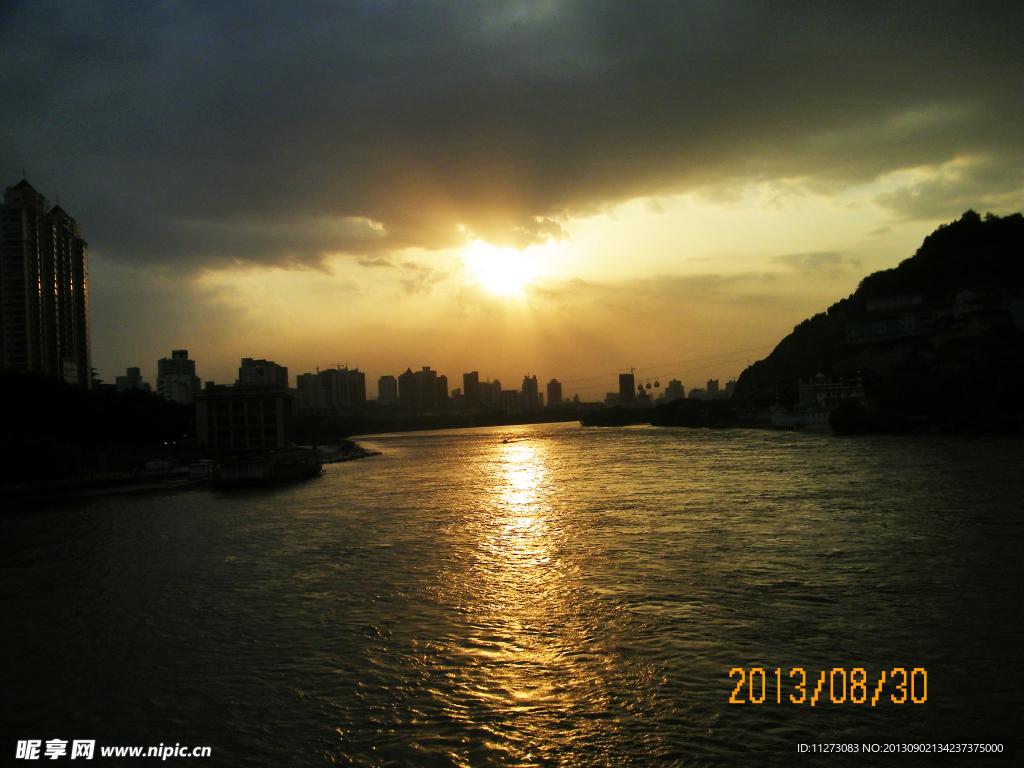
[157,350,201,404]
[115,367,151,393]
[1,179,91,386]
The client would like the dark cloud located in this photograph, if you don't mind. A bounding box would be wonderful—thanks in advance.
[2,0,1021,269]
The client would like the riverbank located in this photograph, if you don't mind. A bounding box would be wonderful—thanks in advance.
[3,440,380,503]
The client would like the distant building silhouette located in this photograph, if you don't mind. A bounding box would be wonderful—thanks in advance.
[500,389,520,413]
[436,374,449,410]
[398,368,419,411]
[115,367,151,393]
[1,179,91,386]
[665,379,685,402]
[295,372,325,410]
[619,373,636,403]
[239,358,289,389]
[707,379,720,397]
[377,375,398,406]
[320,365,365,410]
[415,366,438,412]
[521,374,539,410]
[463,371,480,408]
[546,378,562,407]
[157,350,201,404]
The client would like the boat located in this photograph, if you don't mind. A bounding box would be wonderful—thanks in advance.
[210,447,322,490]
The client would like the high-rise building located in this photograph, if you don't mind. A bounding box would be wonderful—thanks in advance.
[157,350,201,404]
[115,367,151,393]
[619,373,636,403]
[521,374,539,410]
[239,358,289,389]
[1,179,91,386]
[295,372,325,410]
[320,365,366,410]
[436,374,449,410]
[707,379,720,397]
[546,379,562,408]
[463,371,480,408]
[415,366,438,412]
[398,368,419,411]
[377,375,398,406]
[666,380,685,402]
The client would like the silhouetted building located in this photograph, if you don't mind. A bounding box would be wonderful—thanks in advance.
[707,379,720,397]
[295,372,325,410]
[398,368,419,411]
[619,373,636,403]
[665,379,685,402]
[416,366,438,412]
[500,389,520,413]
[115,367,151,393]
[239,358,289,389]
[157,350,201,404]
[320,365,365,410]
[377,375,398,406]
[1,179,91,386]
[196,386,293,452]
[546,378,562,407]
[436,374,449,410]
[725,379,736,398]
[522,374,539,410]
[463,371,480,407]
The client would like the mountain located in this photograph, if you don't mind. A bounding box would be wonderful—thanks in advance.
[733,211,1024,430]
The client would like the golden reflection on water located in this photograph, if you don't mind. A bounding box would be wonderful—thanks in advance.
[436,433,620,764]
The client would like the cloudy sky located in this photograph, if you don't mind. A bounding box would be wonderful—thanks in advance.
[3,0,1021,399]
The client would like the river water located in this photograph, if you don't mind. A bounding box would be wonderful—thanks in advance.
[3,423,1021,766]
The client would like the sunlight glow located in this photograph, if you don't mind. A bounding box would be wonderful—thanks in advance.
[461,240,545,296]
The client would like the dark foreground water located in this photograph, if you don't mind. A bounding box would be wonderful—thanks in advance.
[3,424,1021,766]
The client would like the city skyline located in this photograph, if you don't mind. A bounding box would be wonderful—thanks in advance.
[2,3,1020,394]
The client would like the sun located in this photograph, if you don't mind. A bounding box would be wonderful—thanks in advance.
[462,240,543,297]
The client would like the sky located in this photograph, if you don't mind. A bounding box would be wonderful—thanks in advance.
[2,0,1021,401]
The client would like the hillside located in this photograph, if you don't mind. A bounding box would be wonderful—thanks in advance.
[732,211,1024,430]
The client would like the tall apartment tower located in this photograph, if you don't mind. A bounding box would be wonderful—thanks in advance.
[521,374,539,410]
[618,372,636,403]
[157,350,201,404]
[546,379,562,408]
[0,179,91,386]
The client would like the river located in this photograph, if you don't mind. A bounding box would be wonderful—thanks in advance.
[3,423,1020,765]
